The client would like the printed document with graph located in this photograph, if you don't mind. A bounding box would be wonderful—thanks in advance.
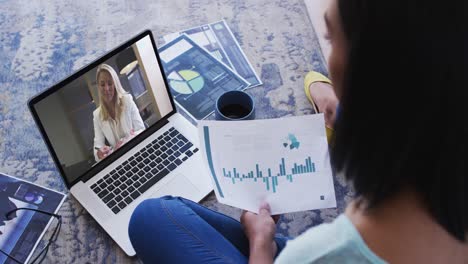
[198,114,337,214]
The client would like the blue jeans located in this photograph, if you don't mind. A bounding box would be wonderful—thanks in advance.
[128,196,288,263]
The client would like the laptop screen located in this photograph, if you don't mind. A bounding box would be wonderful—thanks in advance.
[31,32,174,186]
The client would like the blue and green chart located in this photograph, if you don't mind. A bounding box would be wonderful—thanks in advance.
[198,114,337,215]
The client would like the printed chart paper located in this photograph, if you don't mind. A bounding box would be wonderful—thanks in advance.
[198,114,337,214]
[158,34,250,121]
[163,20,262,88]
[0,173,66,264]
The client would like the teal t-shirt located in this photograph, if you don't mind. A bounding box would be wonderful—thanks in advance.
[275,214,387,264]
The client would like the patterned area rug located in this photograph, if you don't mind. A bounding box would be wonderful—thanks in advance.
[0,0,352,262]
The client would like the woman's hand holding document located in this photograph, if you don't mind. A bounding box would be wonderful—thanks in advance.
[198,114,336,214]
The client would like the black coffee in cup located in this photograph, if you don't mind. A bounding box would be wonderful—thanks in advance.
[215,91,255,120]
[219,104,251,119]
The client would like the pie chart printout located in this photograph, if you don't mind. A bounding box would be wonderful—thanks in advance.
[159,34,251,120]
[168,69,205,95]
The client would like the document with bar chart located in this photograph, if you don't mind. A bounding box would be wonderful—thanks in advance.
[198,114,336,214]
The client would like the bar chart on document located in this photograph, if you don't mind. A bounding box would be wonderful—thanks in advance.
[198,114,337,214]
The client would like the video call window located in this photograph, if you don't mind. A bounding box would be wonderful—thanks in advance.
[34,36,173,183]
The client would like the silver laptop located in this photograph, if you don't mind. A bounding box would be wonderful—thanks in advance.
[28,30,213,256]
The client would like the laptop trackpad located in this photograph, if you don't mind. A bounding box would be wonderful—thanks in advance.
[151,174,200,199]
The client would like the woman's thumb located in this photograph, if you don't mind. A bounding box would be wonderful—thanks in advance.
[259,202,271,215]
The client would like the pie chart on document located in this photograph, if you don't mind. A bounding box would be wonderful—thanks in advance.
[168,68,205,95]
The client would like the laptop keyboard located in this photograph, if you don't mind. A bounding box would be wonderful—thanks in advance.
[90,127,199,214]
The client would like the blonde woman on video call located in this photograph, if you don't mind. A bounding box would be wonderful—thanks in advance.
[93,64,145,162]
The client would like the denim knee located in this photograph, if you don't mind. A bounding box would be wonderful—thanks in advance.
[128,196,176,243]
